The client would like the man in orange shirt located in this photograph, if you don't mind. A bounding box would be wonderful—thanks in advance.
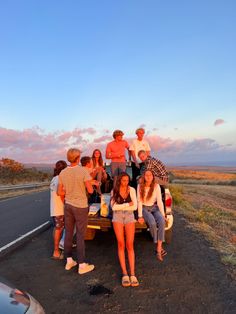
[106,130,130,186]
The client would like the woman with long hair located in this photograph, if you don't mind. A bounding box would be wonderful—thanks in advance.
[91,149,107,194]
[50,160,67,259]
[111,172,139,287]
[137,170,166,261]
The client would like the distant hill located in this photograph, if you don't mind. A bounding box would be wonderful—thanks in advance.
[166,160,236,167]
[24,163,53,173]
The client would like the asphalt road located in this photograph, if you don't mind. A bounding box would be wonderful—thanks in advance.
[0,212,235,313]
[0,190,50,248]
[0,189,236,313]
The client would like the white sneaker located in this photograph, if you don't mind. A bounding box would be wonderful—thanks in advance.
[78,263,95,275]
[65,260,77,270]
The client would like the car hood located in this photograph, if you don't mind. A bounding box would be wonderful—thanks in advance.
[0,281,30,314]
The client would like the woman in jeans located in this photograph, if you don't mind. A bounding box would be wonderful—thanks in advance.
[137,170,166,261]
[111,172,139,287]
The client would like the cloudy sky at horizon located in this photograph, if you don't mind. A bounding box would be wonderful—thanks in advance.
[0,1,235,165]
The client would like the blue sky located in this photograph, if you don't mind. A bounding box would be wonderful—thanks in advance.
[0,0,235,165]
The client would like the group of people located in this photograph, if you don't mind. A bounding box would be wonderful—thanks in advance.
[50,128,169,285]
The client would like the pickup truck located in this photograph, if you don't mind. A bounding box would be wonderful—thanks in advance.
[85,186,173,244]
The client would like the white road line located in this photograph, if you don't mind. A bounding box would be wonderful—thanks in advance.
[0,221,50,253]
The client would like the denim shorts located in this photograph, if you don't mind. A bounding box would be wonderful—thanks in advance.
[112,211,136,224]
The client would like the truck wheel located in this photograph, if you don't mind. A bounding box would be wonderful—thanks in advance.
[165,227,172,244]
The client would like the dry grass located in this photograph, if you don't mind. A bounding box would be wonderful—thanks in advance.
[170,183,236,277]
[171,169,236,182]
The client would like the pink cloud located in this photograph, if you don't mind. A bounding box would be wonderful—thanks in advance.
[144,135,230,159]
[0,126,235,164]
[57,132,73,142]
[79,128,96,135]
[214,119,225,126]
[93,135,111,143]
[0,127,94,163]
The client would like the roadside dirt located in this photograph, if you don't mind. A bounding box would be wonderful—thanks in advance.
[0,212,235,313]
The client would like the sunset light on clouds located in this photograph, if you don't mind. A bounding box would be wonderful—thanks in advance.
[0,1,235,165]
[0,126,235,165]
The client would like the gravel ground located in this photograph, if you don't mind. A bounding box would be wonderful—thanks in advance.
[0,212,235,314]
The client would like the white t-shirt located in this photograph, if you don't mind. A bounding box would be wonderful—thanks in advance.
[137,184,164,218]
[129,139,151,163]
[50,175,64,216]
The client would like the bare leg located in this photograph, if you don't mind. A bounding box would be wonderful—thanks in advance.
[124,222,135,275]
[156,240,163,261]
[113,222,127,275]
[53,227,63,257]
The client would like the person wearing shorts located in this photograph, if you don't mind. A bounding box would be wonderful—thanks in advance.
[53,215,65,230]
[111,172,139,287]
[50,160,67,259]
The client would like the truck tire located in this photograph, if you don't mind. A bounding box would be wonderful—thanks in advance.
[165,227,172,244]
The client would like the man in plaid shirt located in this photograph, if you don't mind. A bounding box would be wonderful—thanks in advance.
[138,150,169,185]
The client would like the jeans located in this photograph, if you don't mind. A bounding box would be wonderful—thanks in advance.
[110,162,126,177]
[64,204,88,263]
[142,205,165,242]
[110,162,126,186]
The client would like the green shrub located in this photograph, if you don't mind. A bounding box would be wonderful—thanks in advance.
[169,184,184,205]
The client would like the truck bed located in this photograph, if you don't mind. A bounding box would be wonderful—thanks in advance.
[86,213,148,240]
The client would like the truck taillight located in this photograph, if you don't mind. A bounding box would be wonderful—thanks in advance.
[165,196,172,207]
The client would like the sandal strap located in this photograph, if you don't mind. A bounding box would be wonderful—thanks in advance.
[130,275,137,281]
[122,275,130,285]
[130,275,139,286]
[154,249,167,256]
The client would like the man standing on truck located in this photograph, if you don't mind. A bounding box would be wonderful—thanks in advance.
[57,148,95,275]
[129,128,151,188]
[106,130,130,186]
[138,150,169,185]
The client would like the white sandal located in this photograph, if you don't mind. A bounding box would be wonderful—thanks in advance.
[122,275,131,287]
[130,275,139,287]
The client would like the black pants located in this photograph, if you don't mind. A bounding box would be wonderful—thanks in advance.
[131,161,141,189]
